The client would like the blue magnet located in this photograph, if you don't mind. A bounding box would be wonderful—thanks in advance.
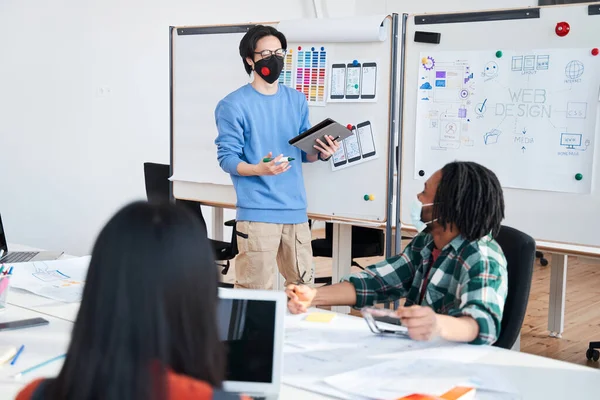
[321,46,325,51]
[352,60,359,66]
[311,47,315,51]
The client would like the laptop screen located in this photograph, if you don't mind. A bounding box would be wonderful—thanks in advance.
[0,214,8,253]
[217,298,276,384]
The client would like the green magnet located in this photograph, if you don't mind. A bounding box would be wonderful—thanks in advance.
[495,50,503,58]
[575,173,583,181]
[364,194,370,201]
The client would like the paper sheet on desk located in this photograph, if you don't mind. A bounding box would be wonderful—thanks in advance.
[323,359,520,400]
[8,257,90,303]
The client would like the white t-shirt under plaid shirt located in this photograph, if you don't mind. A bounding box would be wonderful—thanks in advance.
[342,232,508,345]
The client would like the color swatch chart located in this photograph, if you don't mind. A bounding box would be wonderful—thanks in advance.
[295,46,327,106]
[278,49,295,88]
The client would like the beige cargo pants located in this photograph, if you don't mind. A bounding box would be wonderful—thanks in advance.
[234,221,314,290]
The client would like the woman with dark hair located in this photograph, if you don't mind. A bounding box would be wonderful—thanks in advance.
[16,201,248,400]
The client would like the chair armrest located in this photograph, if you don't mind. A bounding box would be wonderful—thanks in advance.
[224,219,236,227]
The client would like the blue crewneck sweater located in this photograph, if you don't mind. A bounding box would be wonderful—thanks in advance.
[215,84,311,224]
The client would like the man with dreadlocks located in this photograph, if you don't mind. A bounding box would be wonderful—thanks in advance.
[287,161,507,345]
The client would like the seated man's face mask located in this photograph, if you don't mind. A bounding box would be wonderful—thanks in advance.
[410,198,437,232]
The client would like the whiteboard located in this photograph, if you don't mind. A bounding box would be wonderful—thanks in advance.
[400,4,600,247]
[170,15,400,223]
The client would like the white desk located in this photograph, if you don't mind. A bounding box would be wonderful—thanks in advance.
[3,245,600,399]
[4,290,600,399]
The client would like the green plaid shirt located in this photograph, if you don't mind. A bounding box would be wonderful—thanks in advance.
[342,232,508,345]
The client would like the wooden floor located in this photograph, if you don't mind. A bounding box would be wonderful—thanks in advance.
[222,229,600,369]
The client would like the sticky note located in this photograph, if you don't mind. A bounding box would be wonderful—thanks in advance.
[304,313,335,323]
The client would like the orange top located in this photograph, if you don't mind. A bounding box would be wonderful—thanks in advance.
[16,370,251,400]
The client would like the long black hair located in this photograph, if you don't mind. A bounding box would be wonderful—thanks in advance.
[432,161,505,241]
[45,201,225,399]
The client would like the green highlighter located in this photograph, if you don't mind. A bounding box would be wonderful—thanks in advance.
[263,157,295,163]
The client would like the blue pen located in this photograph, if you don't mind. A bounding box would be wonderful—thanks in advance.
[13,354,66,378]
[11,345,25,366]
[8,267,14,275]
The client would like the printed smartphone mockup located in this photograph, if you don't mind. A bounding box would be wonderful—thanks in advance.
[332,140,347,167]
[360,62,377,99]
[330,63,346,99]
[344,127,362,162]
[345,63,361,99]
[356,121,376,158]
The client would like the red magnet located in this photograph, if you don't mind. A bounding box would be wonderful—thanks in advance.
[297,46,302,50]
[261,66,270,76]
[592,48,599,56]
[555,21,570,37]
[346,124,353,130]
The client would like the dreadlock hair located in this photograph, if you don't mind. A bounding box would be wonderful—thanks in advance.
[432,161,505,242]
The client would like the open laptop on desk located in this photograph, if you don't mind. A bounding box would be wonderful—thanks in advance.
[0,213,63,263]
[218,288,285,400]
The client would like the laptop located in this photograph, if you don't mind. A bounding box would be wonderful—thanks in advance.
[0,213,63,264]
[218,288,286,400]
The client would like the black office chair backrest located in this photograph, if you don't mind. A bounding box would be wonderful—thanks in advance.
[324,222,384,257]
[142,162,209,232]
[493,225,535,349]
[143,162,170,203]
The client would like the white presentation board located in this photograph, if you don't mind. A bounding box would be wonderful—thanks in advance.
[401,4,600,247]
[170,15,400,223]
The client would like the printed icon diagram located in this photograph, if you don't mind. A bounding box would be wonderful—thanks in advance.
[511,55,551,72]
[475,99,488,115]
[536,55,550,70]
[567,102,587,119]
[421,56,435,70]
[483,62,498,79]
[560,133,582,149]
[484,129,501,145]
[565,60,584,79]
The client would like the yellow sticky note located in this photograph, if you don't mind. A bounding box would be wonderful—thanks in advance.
[304,313,335,323]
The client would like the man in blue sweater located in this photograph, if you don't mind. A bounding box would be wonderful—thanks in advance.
[215,25,339,290]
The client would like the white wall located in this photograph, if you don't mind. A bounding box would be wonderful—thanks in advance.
[0,0,317,256]
[0,0,537,256]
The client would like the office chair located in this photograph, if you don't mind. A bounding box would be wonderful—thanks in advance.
[311,222,384,285]
[143,163,237,287]
[492,225,536,350]
[586,342,600,362]
[535,250,549,266]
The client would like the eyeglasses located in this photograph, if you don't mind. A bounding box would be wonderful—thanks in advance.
[254,49,287,60]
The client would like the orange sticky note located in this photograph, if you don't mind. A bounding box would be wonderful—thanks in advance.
[304,313,335,323]
[396,387,475,400]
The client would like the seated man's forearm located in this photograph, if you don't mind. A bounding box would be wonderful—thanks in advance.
[437,315,480,343]
[313,282,357,307]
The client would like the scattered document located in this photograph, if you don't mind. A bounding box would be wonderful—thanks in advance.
[324,359,520,400]
[8,257,90,303]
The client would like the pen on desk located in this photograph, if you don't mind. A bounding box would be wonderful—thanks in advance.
[13,354,66,379]
[10,345,25,366]
[8,267,13,275]
[263,157,295,163]
[0,266,4,275]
